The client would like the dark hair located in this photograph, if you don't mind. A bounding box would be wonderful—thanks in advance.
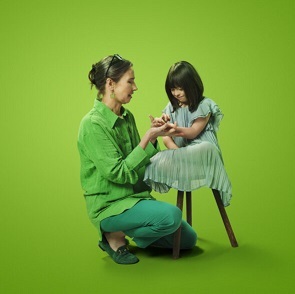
[165,61,204,112]
[88,54,133,100]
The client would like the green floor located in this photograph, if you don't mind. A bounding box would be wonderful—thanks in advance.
[2,187,294,293]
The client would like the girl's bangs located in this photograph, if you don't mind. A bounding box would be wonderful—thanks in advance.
[167,74,182,89]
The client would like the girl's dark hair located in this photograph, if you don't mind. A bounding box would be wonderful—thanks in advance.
[165,61,204,112]
[88,54,133,100]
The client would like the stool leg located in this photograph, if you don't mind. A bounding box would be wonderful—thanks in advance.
[212,189,238,247]
[173,191,184,259]
[186,191,192,226]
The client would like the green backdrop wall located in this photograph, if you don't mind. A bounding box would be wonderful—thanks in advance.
[1,0,294,293]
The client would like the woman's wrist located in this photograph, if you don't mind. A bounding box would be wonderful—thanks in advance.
[139,131,155,149]
[146,129,158,142]
[150,139,157,147]
[149,138,157,144]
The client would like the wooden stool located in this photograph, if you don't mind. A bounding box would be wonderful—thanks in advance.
[172,189,238,259]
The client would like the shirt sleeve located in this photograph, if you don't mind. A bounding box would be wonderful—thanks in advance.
[81,121,157,185]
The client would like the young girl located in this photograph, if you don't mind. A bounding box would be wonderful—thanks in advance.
[144,61,232,206]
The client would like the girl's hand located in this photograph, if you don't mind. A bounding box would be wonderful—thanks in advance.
[167,122,184,137]
[149,114,171,127]
[160,113,170,123]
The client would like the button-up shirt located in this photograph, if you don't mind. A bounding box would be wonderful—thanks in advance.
[77,100,159,238]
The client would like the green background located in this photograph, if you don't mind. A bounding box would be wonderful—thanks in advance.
[1,0,294,293]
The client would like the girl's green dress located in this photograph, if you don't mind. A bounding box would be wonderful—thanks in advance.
[144,98,232,206]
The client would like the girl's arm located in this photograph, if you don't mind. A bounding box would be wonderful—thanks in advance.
[163,114,210,148]
[174,114,211,140]
[163,136,179,149]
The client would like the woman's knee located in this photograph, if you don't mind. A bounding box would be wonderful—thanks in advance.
[159,205,182,234]
[180,221,198,249]
[184,229,197,249]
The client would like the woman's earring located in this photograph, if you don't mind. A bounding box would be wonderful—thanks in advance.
[110,91,115,99]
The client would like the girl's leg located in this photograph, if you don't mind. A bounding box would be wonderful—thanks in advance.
[101,199,197,249]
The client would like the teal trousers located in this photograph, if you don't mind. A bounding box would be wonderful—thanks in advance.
[100,199,197,249]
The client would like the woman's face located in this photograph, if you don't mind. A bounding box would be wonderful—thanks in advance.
[113,67,138,104]
[171,87,188,105]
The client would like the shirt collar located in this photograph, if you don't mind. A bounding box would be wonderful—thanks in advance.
[94,99,128,128]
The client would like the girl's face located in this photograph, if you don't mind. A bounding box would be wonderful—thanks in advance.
[171,87,188,105]
[113,67,138,104]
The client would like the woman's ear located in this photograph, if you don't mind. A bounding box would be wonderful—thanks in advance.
[106,78,115,90]
[106,78,113,85]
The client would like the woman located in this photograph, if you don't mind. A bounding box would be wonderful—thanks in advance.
[77,55,197,264]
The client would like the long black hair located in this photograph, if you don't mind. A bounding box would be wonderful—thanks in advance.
[165,61,204,112]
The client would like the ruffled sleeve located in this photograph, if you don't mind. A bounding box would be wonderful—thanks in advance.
[190,98,224,132]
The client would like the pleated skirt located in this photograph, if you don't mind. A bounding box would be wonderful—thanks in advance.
[144,141,232,206]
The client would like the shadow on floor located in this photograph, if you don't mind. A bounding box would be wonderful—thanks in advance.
[128,243,205,259]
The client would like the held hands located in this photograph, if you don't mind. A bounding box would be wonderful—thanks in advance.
[140,114,183,149]
[149,114,171,127]
[148,115,181,140]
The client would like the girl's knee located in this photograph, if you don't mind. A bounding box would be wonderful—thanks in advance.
[199,141,216,152]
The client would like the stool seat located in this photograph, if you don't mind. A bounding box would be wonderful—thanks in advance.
[173,189,238,259]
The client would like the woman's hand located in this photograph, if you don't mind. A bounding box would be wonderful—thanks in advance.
[148,121,178,140]
[139,118,177,149]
